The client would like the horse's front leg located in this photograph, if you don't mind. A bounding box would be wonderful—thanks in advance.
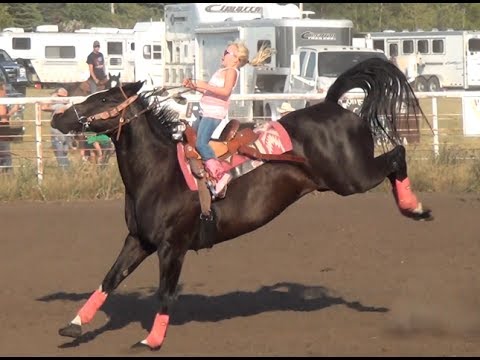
[58,234,155,338]
[134,240,187,350]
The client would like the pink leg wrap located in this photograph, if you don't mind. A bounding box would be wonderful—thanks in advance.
[394,177,419,211]
[145,314,170,349]
[77,289,108,324]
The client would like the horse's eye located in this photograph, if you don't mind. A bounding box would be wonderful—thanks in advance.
[102,98,106,103]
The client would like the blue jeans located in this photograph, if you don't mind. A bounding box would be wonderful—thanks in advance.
[51,129,70,168]
[0,141,12,173]
[194,116,221,161]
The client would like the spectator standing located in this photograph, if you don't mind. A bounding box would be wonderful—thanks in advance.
[0,82,19,173]
[41,87,72,169]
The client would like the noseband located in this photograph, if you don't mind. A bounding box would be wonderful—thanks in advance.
[71,85,193,140]
[72,86,145,141]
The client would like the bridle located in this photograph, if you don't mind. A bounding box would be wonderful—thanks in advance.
[71,84,194,141]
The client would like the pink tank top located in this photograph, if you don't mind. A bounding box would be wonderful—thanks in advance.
[199,67,239,120]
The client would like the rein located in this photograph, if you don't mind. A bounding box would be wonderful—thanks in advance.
[72,85,192,141]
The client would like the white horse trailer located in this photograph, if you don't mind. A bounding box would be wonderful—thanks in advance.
[0,25,136,87]
[364,29,480,92]
[164,3,353,120]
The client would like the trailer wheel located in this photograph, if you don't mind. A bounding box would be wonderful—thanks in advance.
[427,77,441,92]
[414,77,428,92]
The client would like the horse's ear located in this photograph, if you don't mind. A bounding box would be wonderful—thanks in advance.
[123,81,145,96]
[109,72,112,77]
[117,72,121,78]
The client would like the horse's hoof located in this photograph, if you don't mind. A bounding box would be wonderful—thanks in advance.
[402,207,434,221]
[58,323,82,338]
[130,341,162,352]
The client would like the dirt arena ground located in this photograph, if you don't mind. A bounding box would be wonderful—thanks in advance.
[1,192,480,356]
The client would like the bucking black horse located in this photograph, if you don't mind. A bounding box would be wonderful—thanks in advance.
[51,58,433,350]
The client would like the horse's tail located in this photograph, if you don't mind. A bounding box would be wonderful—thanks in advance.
[325,57,430,145]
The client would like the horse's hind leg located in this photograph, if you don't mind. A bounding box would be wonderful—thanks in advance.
[385,145,433,221]
[353,144,432,220]
[336,144,432,221]
[58,234,155,338]
[135,241,187,350]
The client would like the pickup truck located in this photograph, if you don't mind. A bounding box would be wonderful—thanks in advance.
[0,49,28,96]
[262,45,420,144]
[263,45,389,121]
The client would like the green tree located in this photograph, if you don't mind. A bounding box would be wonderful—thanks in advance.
[0,4,13,29]
[39,3,67,25]
[7,3,44,30]
[111,3,163,28]
[63,3,111,28]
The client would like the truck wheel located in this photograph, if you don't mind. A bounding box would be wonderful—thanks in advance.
[427,77,441,92]
[414,77,428,92]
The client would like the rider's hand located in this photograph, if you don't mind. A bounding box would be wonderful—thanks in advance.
[182,78,196,90]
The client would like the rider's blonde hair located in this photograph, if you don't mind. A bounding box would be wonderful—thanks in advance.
[231,40,275,68]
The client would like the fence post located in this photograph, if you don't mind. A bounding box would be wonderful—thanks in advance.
[431,96,439,158]
[34,102,43,184]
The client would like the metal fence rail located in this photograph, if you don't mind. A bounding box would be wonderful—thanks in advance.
[0,91,477,183]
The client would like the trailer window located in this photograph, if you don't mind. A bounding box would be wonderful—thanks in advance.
[417,40,429,54]
[143,45,151,59]
[389,43,398,57]
[402,40,414,54]
[143,45,162,60]
[257,40,271,64]
[373,40,384,52]
[432,39,444,53]
[153,45,162,60]
[12,37,30,50]
[45,46,75,59]
[110,58,122,66]
[108,42,123,55]
[468,38,480,52]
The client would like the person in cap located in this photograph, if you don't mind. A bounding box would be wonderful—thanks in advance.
[86,40,107,94]
[277,102,296,118]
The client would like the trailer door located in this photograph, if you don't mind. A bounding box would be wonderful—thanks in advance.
[196,30,239,84]
[466,37,480,88]
[106,39,134,83]
[134,35,164,88]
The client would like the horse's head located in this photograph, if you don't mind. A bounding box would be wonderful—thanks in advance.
[106,72,121,89]
[51,81,145,135]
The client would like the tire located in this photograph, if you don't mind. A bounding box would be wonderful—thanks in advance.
[427,76,441,92]
[414,77,428,92]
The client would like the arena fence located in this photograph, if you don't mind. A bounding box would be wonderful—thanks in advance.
[0,91,477,184]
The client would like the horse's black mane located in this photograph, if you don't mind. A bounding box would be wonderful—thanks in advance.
[138,90,184,142]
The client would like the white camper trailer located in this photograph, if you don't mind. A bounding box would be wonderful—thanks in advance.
[164,3,353,120]
[0,25,136,86]
[364,29,480,92]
